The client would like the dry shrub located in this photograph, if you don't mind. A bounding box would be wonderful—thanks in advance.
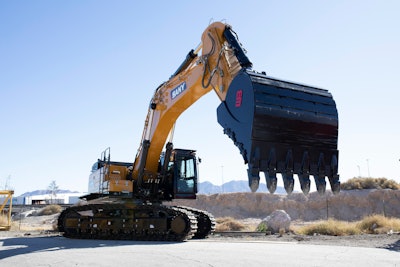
[296,219,361,236]
[216,217,245,231]
[341,177,400,190]
[278,228,286,237]
[15,221,57,231]
[295,215,400,236]
[0,214,11,227]
[37,205,62,216]
[357,214,400,234]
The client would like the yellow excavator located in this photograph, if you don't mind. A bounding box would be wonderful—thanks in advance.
[58,22,339,241]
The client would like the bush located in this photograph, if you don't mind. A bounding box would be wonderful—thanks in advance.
[341,177,400,190]
[36,205,63,216]
[0,214,11,227]
[295,215,400,236]
[296,219,361,236]
[215,217,245,231]
[357,214,400,234]
[256,222,268,233]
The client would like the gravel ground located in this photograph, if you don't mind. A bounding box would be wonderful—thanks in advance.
[209,232,400,251]
[1,214,399,252]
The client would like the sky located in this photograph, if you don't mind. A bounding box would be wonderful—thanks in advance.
[1,1,399,196]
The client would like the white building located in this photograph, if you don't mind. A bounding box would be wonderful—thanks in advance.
[21,192,85,205]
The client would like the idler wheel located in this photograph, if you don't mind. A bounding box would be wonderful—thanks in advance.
[171,215,188,234]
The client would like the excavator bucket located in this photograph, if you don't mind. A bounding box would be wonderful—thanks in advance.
[217,70,340,195]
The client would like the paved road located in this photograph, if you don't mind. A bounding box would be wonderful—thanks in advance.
[0,236,398,266]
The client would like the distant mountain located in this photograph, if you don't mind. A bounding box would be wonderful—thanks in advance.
[198,180,287,194]
[18,181,285,198]
[19,189,79,197]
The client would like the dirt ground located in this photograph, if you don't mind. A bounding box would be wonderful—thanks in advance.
[1,214,399,251]
[213,218,400,251]
[210,232,400,251]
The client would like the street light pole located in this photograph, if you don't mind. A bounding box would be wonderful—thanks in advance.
[221,165,224,193]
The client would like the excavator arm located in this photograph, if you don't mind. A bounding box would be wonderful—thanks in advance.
[132,21,340,195]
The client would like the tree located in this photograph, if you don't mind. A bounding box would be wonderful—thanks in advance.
[47,180,59,204]
[1,175,13,190]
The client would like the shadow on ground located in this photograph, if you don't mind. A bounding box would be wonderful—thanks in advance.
[381,239,400,252]
[0,235,177,260]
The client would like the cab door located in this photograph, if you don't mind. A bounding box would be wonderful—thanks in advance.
[173,149,197,199]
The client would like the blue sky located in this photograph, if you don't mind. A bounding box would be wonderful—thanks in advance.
[1,1,399,196]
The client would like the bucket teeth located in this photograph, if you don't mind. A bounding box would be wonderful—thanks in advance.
[299,174,311,195]
[329,155,340,194]
[314,176,327,195]
[282,150,295,194]
[248,168,260,192]
[282,173,294,195]
[265,149,277,193]
[265,173,277,194]
[330,179,341,194]
[315,153,327,195]
[299,152,311,194]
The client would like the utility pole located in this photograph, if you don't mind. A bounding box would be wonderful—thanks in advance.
[220,165,224,193]
[3,175,11,190]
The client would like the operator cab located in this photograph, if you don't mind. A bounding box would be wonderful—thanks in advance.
[169,149,198,199]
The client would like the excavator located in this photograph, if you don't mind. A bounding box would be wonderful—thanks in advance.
[58,22,340,241]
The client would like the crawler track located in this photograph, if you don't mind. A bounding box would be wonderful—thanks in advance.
[176,206,216,239]
[58,201,215,241]
[58,202,199,241]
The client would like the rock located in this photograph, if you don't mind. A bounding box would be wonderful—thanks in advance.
[13,209,38,220]
[258,210,291,234]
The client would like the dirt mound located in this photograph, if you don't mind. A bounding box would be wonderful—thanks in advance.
[171,189,400,221]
